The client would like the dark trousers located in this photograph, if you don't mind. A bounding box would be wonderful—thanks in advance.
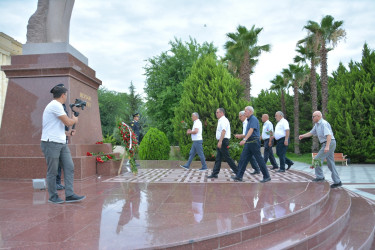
[237,139,270,179]
[249,155,260,172]
[263,138,278,168]
[276,137,293,171]
[212,138,238,175]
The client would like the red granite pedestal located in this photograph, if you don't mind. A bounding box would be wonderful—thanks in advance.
[0,53,111,180]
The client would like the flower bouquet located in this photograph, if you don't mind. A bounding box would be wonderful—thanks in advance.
[118,122,139,174]
[87,152,117,162]
[180,120,188,130]
[310,158,322,169]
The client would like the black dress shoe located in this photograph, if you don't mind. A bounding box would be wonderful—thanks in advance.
[287,162,294,170]
[207,174,218,179]
[260,177,271,183]
[250,171,260,175]
[271,166,279,170]
[276,169,285,173]
[312,177,325,182]
[231,176,243,182]
[330,182,342,188]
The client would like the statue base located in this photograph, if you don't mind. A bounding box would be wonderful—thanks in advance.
[0,53,109,180]
[23,42,88,65]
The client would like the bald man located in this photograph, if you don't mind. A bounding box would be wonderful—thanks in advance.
[299,111,342,188]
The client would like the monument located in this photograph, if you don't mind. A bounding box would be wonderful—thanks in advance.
[0,0,116,180]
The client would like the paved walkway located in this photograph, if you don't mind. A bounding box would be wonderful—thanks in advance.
[289,161,375,201]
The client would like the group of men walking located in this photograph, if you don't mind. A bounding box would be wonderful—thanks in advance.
[180,106,342,188]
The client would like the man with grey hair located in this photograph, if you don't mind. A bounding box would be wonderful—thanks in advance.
[261,114,279,170]
[299,111,342,188]
[232,106,271,183]
[272,111,294,172]
[235,110,260,174]
[180,112,207,170]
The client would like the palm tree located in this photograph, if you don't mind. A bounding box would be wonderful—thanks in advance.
[224,25,271,101]
[270,74,289,118]
[304,15,346,118]
[282,64,309,154]
[295,35,320,152]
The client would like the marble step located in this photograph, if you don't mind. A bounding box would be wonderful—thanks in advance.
[224,188,351,249]
[153,182,331,249]
[320,195,375,250]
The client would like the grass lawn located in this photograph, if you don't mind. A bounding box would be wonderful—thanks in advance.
[285,153,313,165]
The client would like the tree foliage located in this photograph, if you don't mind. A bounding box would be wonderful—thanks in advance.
[98,87,128,136]
[173,54,249,160]
[327,43,375,162]
[144,37,217,144]
[224,25,270,101]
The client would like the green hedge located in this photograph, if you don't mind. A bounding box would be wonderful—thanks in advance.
[139,128,170,160]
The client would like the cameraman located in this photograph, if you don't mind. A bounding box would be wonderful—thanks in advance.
[41,85,85,204]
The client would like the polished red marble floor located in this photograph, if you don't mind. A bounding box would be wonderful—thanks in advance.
[0,161,374,249]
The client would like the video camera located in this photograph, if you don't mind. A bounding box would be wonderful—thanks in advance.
[69,98,86,117]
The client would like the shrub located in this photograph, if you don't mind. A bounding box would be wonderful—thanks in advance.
[139,128,170,160]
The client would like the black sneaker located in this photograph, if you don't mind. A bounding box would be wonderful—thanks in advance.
[312,177,325,182]
[65,194,86,203]
[207,174,218,179]
[330,182,342,188]
[250,171,260,175]
[48,195,64,204]
[56,184,65,190]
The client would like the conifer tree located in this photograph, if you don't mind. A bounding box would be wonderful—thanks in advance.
[328,43,375,162]
[173,55,249,159]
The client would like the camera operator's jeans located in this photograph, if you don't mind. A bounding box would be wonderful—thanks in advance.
[41,141,74,199]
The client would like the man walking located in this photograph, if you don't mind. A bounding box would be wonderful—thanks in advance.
[235,111,261,174]
[207,108,238,178]
[261,114,279,170]
[41,84,86,204]
[180,112,208,171]
[299,111,342,188]
[232,106,271,183]
[272,111,294,173]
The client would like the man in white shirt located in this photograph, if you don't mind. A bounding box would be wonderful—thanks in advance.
[299,111,342,188]
[235,111,260,174]
[180,112,207,170]
[260,114,279,170]
[272,111,294,172]
[207,108,238,178]
[40,85,86,204]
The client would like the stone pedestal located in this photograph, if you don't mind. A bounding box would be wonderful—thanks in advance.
[0,53,110,180]
[96,160,122,176]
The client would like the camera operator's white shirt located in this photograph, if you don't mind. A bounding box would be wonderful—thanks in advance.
[41,100,67,144]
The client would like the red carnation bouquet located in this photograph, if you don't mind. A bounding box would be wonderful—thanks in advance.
[118,122,139,174]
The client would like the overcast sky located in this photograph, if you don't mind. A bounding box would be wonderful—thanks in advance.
[1,0,374,98]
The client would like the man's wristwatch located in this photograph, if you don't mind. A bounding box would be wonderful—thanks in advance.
[242,139,246,141]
